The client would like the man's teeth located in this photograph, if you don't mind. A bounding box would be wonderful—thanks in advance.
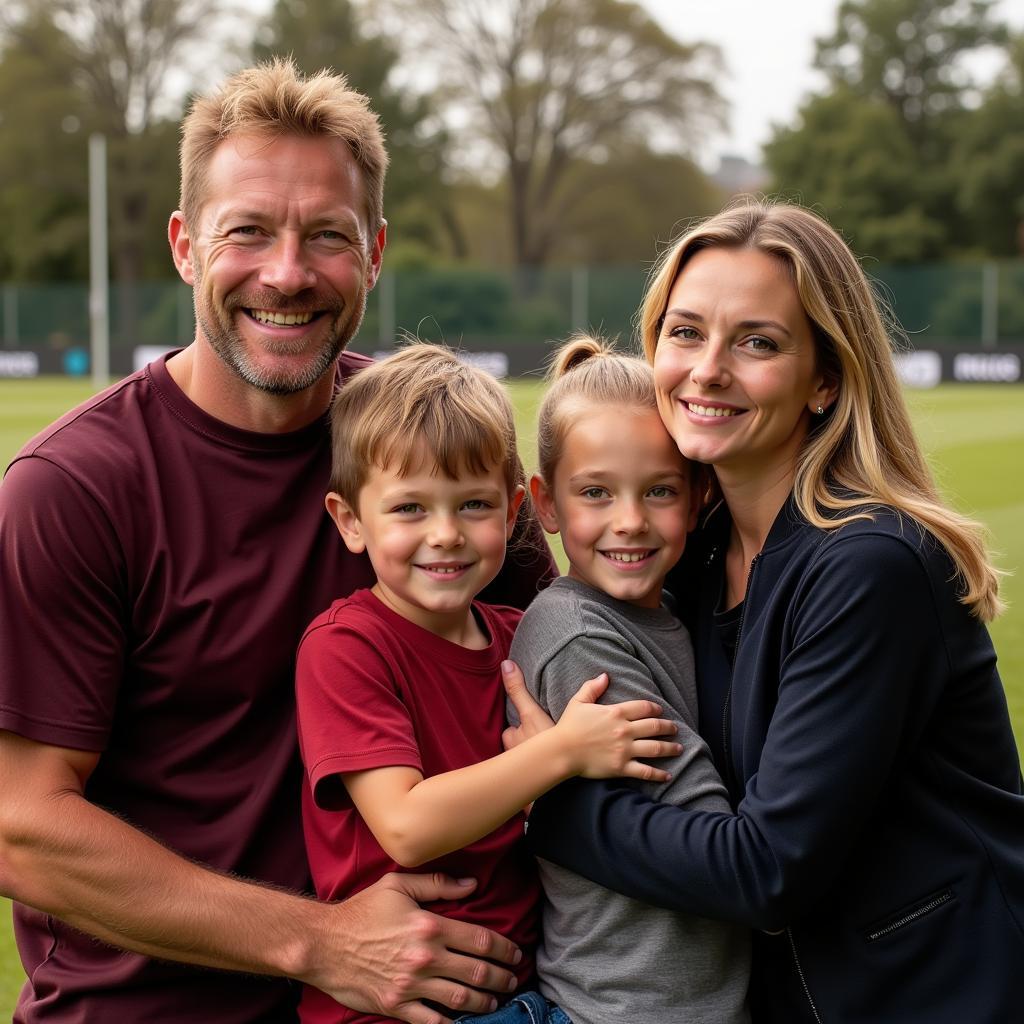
[250,309,314,326]
[604,551,650,562]
[688,403,737,417]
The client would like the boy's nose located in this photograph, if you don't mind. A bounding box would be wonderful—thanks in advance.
[428,515,464,548]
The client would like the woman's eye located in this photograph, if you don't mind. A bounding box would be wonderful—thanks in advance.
[745,335,779,353]
[667,325,701,341]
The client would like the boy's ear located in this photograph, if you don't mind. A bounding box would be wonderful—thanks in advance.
[505,484,527,539]
[325,492,366,554]
[529,474,560,535]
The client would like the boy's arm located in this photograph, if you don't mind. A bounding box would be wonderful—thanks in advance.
[0,730,521,1024]
[342,673,678,868]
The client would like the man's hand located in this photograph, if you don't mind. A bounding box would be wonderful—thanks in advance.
[312,873,520,1024]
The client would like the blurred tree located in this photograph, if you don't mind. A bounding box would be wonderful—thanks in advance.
[0,10,92,281]
[952,33,1024,256]
[766,0,1010,261]
[253,0,454,264]
[396,0,724,267]
[0,0,229,339]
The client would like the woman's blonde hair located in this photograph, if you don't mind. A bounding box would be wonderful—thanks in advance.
[536,333,658,484]
[329,343,520,506]
[639,200,1002,621]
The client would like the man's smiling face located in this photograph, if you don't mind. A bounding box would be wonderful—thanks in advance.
[184,131,383,396]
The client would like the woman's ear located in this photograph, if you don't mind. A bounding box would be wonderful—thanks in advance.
[529,474,560,535]
[325,492,366,554]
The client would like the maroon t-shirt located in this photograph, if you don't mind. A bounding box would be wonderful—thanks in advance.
[0,352,554,1023]
[296,590,540,1024]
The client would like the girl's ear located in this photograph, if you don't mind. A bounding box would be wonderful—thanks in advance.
[325,492,366,554]
[529,474,560,535]
[505,484,526,539]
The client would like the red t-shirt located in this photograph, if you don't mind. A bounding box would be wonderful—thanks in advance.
[0,353,554,1023]
[295,590,540,1024]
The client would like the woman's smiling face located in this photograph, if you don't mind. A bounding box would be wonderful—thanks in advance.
[653,245,833,487]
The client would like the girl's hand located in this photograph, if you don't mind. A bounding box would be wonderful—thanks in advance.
[555,682,680,782]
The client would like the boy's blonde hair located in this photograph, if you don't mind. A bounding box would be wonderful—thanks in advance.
[639,199,1002,621]
[179,58,388,236]
[330,344,520,505]
[537,333,658,484]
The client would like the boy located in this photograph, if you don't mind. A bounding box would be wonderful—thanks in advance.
[294,344,680,1024]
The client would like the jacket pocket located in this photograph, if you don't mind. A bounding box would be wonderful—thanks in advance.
[863,886,957,943]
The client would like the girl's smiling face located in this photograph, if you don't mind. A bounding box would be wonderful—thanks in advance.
[653,246,834,489]
[533,404,695,609]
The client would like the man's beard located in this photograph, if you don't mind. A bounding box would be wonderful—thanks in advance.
[192,267,367,397]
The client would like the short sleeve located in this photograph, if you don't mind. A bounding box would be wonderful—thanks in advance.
[0,457,127,750]
[294,619,423,809]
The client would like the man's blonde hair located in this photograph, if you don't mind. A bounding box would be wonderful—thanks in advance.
[330,344,521,506]
[639,199,1003,621]
[179,58,388,235]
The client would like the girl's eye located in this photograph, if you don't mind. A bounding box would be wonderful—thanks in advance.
[647,485,675,499]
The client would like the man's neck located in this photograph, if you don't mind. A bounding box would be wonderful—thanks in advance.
[166,342,336,434]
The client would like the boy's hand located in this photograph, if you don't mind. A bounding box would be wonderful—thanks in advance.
[502,659,555,750]
[555,675,680,782]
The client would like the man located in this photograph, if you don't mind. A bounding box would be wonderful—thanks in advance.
[0,60,552,1022]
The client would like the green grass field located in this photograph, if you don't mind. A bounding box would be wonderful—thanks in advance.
[0,376,1022,1012]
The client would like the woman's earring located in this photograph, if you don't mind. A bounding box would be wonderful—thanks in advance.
[816,405,825,415]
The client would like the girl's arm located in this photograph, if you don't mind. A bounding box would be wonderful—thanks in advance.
[523,534,984,930]
[342,674,679,868]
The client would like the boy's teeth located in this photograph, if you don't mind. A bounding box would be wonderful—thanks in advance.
[250,310,314,326]
[689,403,737,417]
[605,551,649,562]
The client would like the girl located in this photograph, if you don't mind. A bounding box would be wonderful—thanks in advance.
[508,335,750,1024]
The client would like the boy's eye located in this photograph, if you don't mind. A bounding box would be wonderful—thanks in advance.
[392,503,422,514]
[581,487,608,499]
[461,499,492,511]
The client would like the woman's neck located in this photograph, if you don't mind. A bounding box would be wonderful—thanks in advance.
[717,464,796,567]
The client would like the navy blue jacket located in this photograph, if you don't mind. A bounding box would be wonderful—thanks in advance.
[527,497,1024,1022]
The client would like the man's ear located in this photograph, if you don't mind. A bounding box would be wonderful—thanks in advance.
[505,484,526,539]
[325,492,365,554]
[365,221,387,289]
[529,474,560,535]
[169,212,195,286]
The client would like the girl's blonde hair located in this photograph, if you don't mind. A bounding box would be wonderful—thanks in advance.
[639,199,1002,621]
[537,333,658,484]
[330,343,519,505]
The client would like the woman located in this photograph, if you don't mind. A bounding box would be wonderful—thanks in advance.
[510,201,1024,1022]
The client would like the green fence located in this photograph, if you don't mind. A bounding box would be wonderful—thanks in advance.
[2,262,1021,367]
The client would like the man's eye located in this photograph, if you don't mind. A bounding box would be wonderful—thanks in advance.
[231,225,260,236]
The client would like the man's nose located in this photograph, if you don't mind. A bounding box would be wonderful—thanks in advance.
[258,237,317,295]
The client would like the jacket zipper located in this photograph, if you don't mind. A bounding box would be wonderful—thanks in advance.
[788,928,823,1023]
[866,889,954,941]
[721,552,759,790]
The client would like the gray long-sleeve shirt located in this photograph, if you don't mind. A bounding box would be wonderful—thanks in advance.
[509,576,749,1024]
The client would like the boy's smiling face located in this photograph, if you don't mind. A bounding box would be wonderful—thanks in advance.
[326,447,524,644]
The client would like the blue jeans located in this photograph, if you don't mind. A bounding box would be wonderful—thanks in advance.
[455,990,571,1024]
